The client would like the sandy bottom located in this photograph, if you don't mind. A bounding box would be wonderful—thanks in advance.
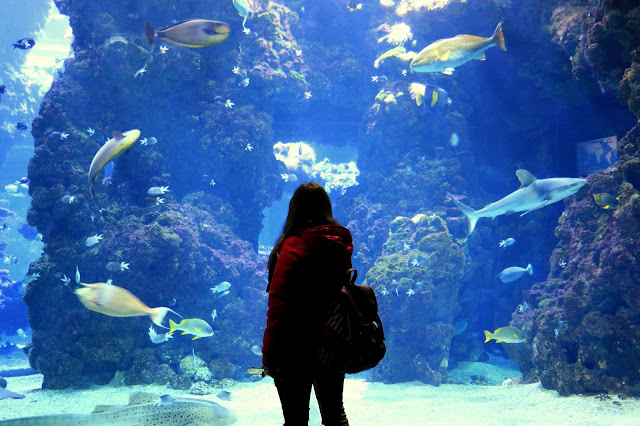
[1,354,639,425]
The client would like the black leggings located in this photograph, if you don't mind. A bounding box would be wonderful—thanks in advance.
[273,367,349,426]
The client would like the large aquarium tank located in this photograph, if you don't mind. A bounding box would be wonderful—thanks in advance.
[1,0,640,424]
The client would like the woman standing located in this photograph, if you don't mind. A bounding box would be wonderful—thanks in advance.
[263,182,352,426]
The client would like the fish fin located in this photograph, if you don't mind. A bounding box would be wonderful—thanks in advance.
[515,169,537,187]
[192,335,201,340]
[492,21,506,51]
[145,22,157,44]
[483,330,492,343]
[437,50,451,61]
[112,131,124,140]
[415,92,423,106]
[519,200,549,216]
[181,331,189,335]
[495,340,503,343]
[430,90,438,107]
[150,308,174,328]
[475,52,486,61]
[448,192,479,235]
[526,264,533,275]
[441,68,454,75]
[128,391,160,405]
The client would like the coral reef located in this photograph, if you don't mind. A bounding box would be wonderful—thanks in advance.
[24,198,268,389]
[365,213,465,384]
[506,123,640,396]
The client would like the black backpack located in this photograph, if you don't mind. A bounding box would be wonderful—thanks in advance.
[316,269,386,374]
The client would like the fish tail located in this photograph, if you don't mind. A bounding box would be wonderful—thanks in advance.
[484,330,492,343]
[168,317,181,334]
[149,307,177,328]
[492,22,506,51]
[145,22,157,44]
[526,263,533,275]
[448,192,479,235]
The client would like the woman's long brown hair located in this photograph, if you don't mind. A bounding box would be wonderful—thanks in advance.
[267,182,339,287]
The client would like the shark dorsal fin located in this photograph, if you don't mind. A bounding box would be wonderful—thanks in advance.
[516,169,537,187]
[92,404,123,413]
[128,391,160,405]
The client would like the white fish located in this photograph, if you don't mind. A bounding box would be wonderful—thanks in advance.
[60,195,77,204]
[211,309,217,322]
[251,345,262,356]
[134,64,147,78]
[149,326,173,344]
[518,302,530,313]
[23,272,40,284]
[498,264,533,283]
[85,234,103,247]
[148,186,170,196]
[499,238,516,247]
[75,266,81,284]
[449,133,459,147]
[406,281,424,297]
[280,173,298,182]
[211,281,231,293]
[106,261,130,272]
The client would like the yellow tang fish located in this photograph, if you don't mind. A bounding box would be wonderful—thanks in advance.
[169,318,214,340]
[484,326,525,343]
[75,282,178,327]
[593,193,619,209]
[145,20,231,48]
[88,129,140,196]
[410,22,506,75]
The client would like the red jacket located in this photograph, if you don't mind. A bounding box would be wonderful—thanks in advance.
[262,224,353,370]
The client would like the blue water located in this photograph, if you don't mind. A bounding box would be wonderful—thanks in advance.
[0,0,638,416]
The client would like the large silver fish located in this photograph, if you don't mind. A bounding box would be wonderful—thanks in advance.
[0,391,238,425]
[448,169,587,235]
[87,129,140,196]
[410,22,506,74]
[145,20,231,47]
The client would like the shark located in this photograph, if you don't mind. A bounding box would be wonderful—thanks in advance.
[448,169,587,235]
[0,391,238,425]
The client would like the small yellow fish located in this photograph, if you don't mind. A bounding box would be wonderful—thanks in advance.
[410,22,506,74]
[484,326,525,343]
[593,193,619,209]
[169,318,214,340]
[75,282,177,327]
[88,129,140,196]
[145,20,230,47]
[431,89,439,107]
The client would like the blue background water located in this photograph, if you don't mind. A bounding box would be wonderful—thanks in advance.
[1,0,638,396]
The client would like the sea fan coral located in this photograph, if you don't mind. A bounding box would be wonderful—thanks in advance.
[377,23,413,46]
